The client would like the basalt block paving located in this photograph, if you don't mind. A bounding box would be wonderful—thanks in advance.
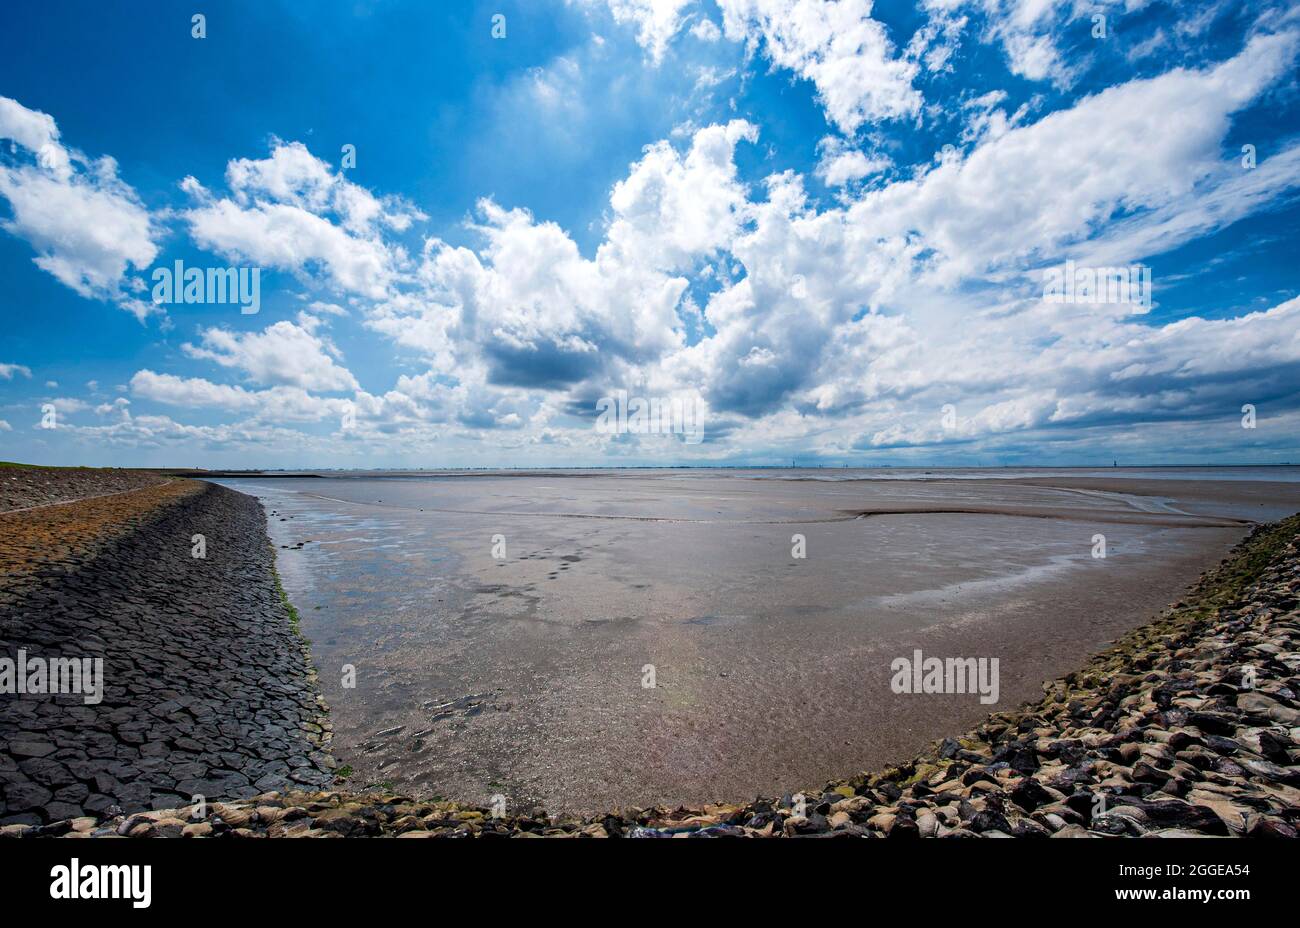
[0,480,334,826]
[1,479,199,586]
[0,466,169,514]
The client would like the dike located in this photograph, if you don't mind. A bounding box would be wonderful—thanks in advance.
[0,479,334,827]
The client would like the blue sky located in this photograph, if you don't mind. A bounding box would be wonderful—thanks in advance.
[1,0,1298,468]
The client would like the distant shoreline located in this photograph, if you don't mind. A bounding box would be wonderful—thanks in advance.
[192,463,1300,476]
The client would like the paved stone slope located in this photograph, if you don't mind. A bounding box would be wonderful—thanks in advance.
[0,481,334,826]
[10,515,1298,838]
[0,465,168,513]
[1,480,199,585]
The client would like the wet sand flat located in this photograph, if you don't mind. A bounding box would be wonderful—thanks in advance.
[217,467,1300,812]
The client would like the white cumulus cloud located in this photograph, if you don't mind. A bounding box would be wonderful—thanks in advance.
[0,96,160,320]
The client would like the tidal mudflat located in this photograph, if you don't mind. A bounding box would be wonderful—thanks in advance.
[220,467,1300,812]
